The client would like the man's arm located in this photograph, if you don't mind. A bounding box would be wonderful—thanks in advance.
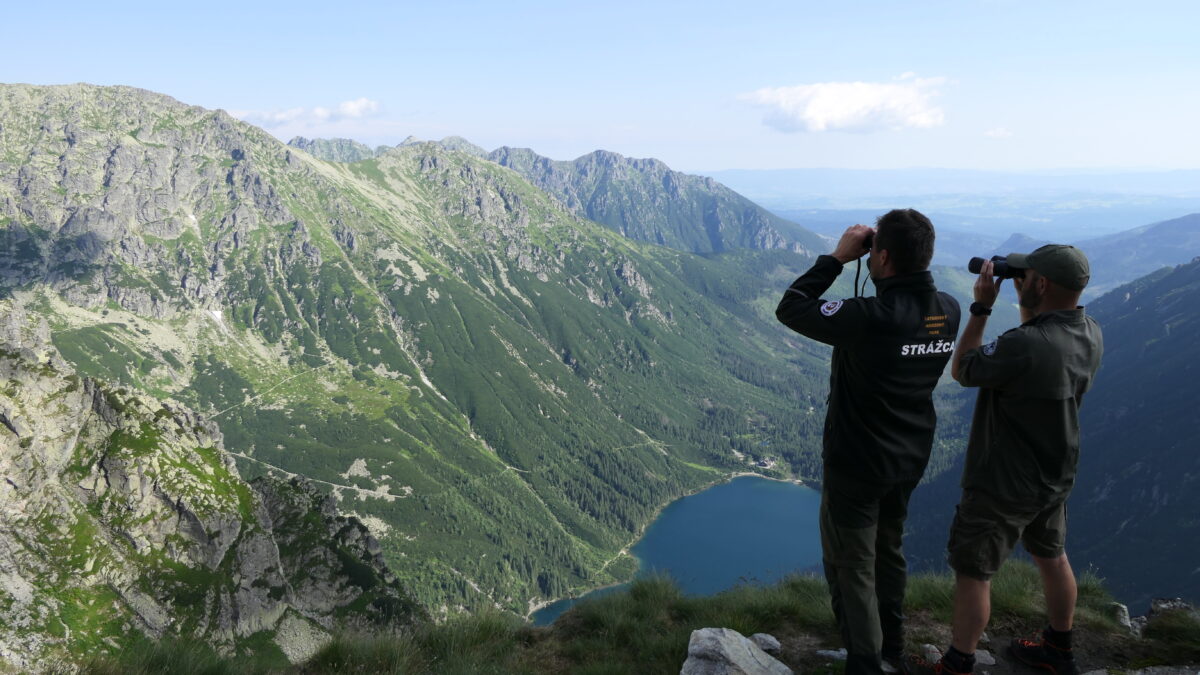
[952,259,1032,387]
[952,260,1002,381]
[776,225,873,346]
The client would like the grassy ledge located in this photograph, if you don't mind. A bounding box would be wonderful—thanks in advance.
[80,561,1200,674]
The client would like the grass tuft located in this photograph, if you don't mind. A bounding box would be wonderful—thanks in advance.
[80,637,280,675]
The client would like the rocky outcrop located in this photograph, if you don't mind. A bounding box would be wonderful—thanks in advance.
[0,314,420,671]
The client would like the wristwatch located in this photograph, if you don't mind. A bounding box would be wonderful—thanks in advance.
[969,302,993,317]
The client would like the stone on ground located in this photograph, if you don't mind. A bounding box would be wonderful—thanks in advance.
[750,633,782,657]
[681,627,793,675]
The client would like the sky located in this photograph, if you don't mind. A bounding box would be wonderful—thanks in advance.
[5,0,1199,172]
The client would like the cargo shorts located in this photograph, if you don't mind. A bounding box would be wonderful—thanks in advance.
[946,489,1067,581]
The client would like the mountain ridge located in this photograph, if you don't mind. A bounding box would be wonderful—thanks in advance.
[285,135,827,255]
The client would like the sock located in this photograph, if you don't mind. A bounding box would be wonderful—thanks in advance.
[1043,625,1073,651]
[942,645,975,673]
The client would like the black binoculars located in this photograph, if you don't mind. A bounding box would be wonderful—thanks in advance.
[968,256,1025,279]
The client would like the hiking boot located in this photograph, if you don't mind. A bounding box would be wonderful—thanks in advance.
[1008,635,1079,675]
[882,655,902,674]
[901,655,971,675]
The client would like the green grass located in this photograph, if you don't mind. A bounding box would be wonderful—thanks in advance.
[80,636,283,675]
[1141,609,1200,663]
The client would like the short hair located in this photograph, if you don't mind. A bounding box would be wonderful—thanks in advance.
[874,209,935,274]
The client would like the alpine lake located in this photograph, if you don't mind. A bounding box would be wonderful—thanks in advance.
[531,475,823,625]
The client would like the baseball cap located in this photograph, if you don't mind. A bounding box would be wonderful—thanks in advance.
[1006,244,1091,291]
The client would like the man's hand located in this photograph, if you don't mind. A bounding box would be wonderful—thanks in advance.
[974,259,1003,308]
[831,224,874,264]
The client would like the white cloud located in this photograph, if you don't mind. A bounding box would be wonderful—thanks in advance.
[233,97,382,128]
[984,127,1014,138]
[741,74,946,133]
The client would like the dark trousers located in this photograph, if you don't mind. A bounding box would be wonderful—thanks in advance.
[820,467,918,674]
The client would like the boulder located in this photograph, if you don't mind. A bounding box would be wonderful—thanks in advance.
[1109,602,1135,635]
[750,633,782,657]
[681,628,792,675]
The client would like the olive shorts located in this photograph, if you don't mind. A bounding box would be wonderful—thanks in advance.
[947,489,1067,581]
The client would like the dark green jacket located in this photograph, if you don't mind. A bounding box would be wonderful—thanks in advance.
[776,255,961,484]
[955,308,1104,503]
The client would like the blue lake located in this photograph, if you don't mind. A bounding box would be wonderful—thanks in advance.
[531,475,823,625]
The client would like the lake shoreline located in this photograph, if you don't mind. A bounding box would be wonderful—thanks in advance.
[523,470,814,622]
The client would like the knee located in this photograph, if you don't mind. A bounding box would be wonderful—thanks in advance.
[1032,552,1071,572]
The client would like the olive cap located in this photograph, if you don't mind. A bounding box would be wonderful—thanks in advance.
[1007,244,1091,291]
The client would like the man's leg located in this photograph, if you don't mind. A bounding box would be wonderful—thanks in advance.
[907,490,1022,674]
[1032,552,1076,631]
[876,480,918,662]
[820,470,884,675]
[875,518,906,661]
[1007,503,1079,674]
[951,575,991,654]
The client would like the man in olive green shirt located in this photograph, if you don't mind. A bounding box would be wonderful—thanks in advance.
[905,245,1102,675]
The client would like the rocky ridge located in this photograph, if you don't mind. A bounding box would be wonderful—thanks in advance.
[485,146,823,255]
[285,134,824,255]
[287,136,389,163]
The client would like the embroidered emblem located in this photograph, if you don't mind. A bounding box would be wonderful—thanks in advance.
[982,340,998,356]
[820,300,844,317]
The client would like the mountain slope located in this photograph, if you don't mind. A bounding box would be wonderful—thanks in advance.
[486,146,826,255]
[1075,213,1200,297]
[1068,257,1200,608]
[0,84,832,617]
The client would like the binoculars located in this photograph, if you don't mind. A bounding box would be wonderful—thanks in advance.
[968,256,1025,280]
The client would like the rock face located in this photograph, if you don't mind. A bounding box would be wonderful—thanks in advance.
[681,627,793,675]
[0,311,420,670]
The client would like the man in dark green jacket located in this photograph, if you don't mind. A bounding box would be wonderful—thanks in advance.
[777,209,960,674]
[906,245,1103,675]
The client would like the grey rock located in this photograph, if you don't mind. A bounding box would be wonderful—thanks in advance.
[975,648,997,666]
[750,633,781,657]
[921,644,942,663]
[1109,601,1135,633]
[1150,598,1193,615]
[681,628,792,675]
[815,647,847,660]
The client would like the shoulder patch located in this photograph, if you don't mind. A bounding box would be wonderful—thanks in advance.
[820,300,844,317]
[982,340,998,356]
